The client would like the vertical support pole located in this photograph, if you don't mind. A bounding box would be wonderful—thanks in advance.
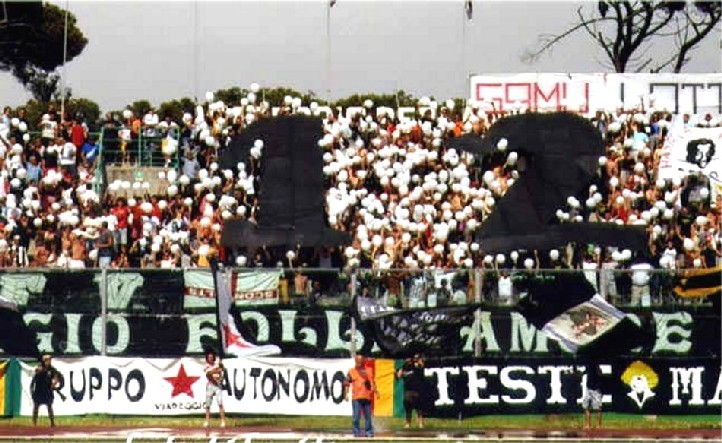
[350,271,357,358]
[474,268,483,358]
[100,267,108,356]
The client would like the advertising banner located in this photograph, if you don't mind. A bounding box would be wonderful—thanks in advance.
[15,356,721,416]
[419,357,722,416]
[469,73,722,115]
[19,357,352,416]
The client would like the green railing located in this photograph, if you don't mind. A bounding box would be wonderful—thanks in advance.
[0,267,712,310]
[96,126,181,169]
[137,125,182,168]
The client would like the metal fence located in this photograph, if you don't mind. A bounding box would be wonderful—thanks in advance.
[0,267,708,310]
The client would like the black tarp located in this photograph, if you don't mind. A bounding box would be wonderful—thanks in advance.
[220,116,350,249]
[448,112,648,254]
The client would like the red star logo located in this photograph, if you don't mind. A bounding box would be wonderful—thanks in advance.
[163,363,200,398]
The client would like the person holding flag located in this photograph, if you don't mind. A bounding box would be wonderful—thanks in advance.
[203,349,226,429]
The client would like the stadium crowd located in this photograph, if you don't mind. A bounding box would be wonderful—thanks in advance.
[0,86,719,295]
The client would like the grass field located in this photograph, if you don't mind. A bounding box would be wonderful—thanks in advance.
[2,413,720,430]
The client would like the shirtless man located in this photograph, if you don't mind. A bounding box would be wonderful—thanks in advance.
[69,232,86,269]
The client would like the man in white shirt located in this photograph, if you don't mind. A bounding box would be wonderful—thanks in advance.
[662,241,678,270]
[630,256,653,307]
[497,272,513,305]
[60,141,77,177]
[40,115,57,145]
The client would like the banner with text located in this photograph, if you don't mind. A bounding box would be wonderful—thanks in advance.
[469,73,722,115]
[18,357,351,416]
[183,269,280,308]
[11,306,720,359]
[15,356,721,416]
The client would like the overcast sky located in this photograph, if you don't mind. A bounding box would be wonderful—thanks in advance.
[1,0,720,112]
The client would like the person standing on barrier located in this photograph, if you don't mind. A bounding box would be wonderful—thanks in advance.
[396,354,425,428]
[344,355,379,437]
[203,350,226,429]
[31,355,63,428]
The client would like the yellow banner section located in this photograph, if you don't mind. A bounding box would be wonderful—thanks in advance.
[0,361,6,415]
[674,266,722,298]
[374,359,396,417]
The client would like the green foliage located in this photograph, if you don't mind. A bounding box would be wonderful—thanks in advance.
[332,90,417,109]
[17,100,46,131]
[65,98,102,127]
[13,67,63,103]
[158,97,196,121]
[127,100,153,118]
[259,87,321,107]
[213,87,248,107]
[2,3,87,78]
[19,97,101,131]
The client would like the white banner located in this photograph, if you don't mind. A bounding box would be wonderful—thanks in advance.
[657,126,722,191]
[184,270,279,308]
[469,73,722,115]
[19,357,351,416]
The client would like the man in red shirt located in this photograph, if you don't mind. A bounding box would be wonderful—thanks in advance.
[70,116,86,152]
[111,198,130,253]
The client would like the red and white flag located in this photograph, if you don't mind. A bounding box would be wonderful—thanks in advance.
[213,265,281,357]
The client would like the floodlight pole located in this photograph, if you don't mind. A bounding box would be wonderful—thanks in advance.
[60,0,69,119]
[326,2,332,105]
[461,2,467,100]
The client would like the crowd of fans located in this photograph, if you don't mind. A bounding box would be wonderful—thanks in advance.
[0,85,719,301]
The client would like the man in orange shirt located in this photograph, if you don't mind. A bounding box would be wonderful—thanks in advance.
[343,355,379,437]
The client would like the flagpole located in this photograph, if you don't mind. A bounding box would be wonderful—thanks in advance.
[461,0,466,100]
[193,0,199,103]
[211,259,225,358]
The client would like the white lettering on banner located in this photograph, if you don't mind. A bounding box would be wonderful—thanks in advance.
[18,358,351,416]
[652,312,692,354]
[670,367,706,406]
[101,273,143,310]
[185,314,218,354]
[538,366,574,405]
[466,366,499,404]
[464,311,500,353]
[92,314,130,354]
[425,367,457,406]
[235,290,278,301]
[24,313,53,353]
[64,314,83,354]
[500,366,536,404]
[709,372,722,406]
[279,310,316,346]
[469,73,722,114]
[240,311,273,343]
[510,312,549,353]
[324,310,352,352]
